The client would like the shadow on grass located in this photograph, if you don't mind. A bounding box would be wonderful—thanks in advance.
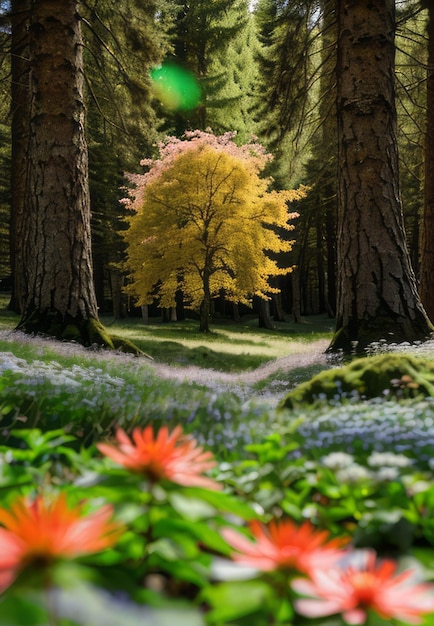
[128,338,269,372]
[101,314,334,372]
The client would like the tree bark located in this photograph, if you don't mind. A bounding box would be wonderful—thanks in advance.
[291,267,301,323]
[199,270,211,332]
[199,298,210,332]
[328,0,433,353]
[9,0,31,314]
[257,297,273,329]
[419,2,434,321]
[16,0,107,345]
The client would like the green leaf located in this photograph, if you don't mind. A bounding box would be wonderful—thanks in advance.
[153,517,230,555]
[169,492,217,520]
[0,593,47,626]
[181,487,257,519]
[200,580,274,623]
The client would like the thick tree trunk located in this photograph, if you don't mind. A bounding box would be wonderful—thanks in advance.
[9,0,31,314]
[16,0,107,345]
[420,3,434,321]
[328,0,433,353]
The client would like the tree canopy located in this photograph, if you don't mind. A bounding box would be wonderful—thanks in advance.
[123,131,304,331]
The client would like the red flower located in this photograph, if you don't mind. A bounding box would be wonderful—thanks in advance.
[0,493,122,592]
[294,549,434,624]
[97,425,221,490]
[222,518,347,577]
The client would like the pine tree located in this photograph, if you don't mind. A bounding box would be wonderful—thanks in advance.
[420,0,434,320]
[329,0,433,352]
[156,0,251,135]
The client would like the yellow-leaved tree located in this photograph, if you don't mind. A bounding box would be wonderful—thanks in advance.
[123,131,305,331]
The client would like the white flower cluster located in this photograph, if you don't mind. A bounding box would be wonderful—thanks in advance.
[320,449,419,485]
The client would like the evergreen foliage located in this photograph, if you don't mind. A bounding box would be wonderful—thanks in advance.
[157,0,253,135]
[80,0,171,312]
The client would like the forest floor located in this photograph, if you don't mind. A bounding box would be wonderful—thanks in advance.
[0,329,330,402]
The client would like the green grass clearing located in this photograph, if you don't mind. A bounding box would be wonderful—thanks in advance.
[0,292,334,373]
[101,313,334,371]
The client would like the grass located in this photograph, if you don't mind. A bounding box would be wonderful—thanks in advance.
[0,293,334,374]
[102,312,334,371]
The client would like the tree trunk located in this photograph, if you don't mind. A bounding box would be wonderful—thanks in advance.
[272,292,285,322]
[16,0,109,346]
[257,297,273,329]
[9,0,31,314]
[420,2,434,321]
[110,267,125,319]
[141,305,149,324]
[328,0,433,353]
[291,267,301,323]
[199,298,210,332]
[199,270,211,332]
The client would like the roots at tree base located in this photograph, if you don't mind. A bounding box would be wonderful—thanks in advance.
[16,312,146,357]
[327,314,434,354]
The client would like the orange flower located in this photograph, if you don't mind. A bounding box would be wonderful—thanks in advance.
[0,493,122,592]
[97,425,221,490]
[222,518,347,577]
[293,549,434,625]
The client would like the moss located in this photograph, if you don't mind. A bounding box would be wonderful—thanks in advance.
[16,312,149,357]
[280,353,434,409]
[111,334,150,357]
[85,318,115,349]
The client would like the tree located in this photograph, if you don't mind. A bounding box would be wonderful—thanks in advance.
[420,0,434,320]
[123,131,303,332]
[204,6,260,142]
[5,0,166,346]
[329,0,433,352]
[14,0,110,344]
[0,2,11,285]
[253,0,325,185]
[157,0,250,135]
[9,0,30,312]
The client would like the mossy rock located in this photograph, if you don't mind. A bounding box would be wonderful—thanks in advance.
[280,353,434,409]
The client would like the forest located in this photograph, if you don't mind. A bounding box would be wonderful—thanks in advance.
[0,0,433,352]
[1,3,434,625]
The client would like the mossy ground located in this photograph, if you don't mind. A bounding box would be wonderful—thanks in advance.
[280,353,434,409]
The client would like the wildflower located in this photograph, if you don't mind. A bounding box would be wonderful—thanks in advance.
[336,464,372,484]
[294,549,434,624]
[374,467,400,482]
[97,425,221,490]
[0,493,122,592]
[367,451,412,468]
[321,451,355,470]
[222,518,347,577]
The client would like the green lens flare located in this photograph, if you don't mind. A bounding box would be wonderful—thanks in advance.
[150,63,201,111]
